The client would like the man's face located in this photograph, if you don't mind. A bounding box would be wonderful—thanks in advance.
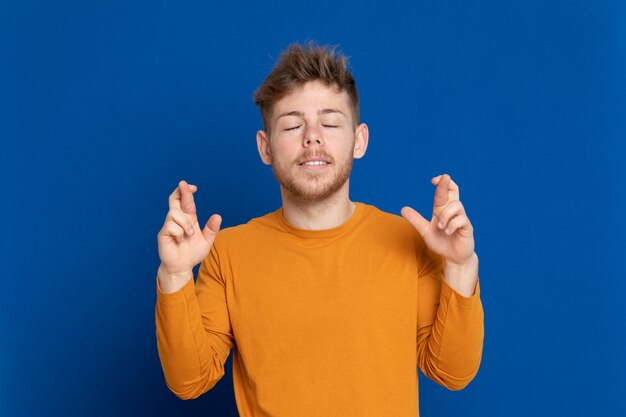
[256,80,368,203]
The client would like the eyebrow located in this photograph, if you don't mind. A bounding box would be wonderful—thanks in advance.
[276,108,347,121]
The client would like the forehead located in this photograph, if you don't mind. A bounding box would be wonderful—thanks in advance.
[271,80,351,118]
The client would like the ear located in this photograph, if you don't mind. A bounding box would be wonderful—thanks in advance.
[256,130,272,165]
[353,123,369,159]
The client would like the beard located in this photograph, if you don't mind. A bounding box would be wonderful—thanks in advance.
[270,147,354,203]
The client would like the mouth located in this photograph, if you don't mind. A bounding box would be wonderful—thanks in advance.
[299,160,331,166]
[298,153,333,165]
[298,158,332,171]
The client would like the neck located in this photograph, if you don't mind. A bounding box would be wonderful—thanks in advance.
[280,181,356,230]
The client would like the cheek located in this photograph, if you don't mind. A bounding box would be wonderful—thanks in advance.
[335,133,356,153]
[269,142,299,165]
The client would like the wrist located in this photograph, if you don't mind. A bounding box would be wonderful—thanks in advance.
[443,252,479,297]
[157,265,193,294]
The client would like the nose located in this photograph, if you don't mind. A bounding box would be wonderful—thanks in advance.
[303,126,323,147]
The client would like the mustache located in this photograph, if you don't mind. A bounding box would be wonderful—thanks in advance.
[295,151,334,164]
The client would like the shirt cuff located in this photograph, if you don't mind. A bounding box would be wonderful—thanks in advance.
[156,275,196,306]
[441,278,481,309]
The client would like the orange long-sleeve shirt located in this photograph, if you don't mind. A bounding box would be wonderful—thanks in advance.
[155,202,484,417]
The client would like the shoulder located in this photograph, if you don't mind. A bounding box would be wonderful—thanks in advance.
[358,202,415,233]
[360,204,438,268]
[354,203,427,263]
[212,209,282,248]
[356,203,422,250]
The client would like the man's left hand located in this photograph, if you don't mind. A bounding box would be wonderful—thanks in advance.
[401,174,478,293]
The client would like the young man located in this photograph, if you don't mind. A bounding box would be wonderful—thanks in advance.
[155,43,484,417]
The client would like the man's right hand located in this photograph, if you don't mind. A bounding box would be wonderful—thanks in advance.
[157,180,222,293]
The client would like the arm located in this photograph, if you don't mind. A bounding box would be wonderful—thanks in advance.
[415,238,484,390]
[155,244,234,399]
[154,180,233,399]
[402,174,485,390]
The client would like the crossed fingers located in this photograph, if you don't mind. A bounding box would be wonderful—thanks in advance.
[432,174,459,214]
[165,180,200,241]
[432,174,471,235]
[168,180,198,214]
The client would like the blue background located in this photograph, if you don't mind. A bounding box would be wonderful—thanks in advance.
[3,1,625,416]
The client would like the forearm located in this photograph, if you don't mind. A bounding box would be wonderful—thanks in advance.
[155,274,227,399]
[418,256,484,390]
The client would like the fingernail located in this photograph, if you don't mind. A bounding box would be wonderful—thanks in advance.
[445,228,451,234]
[188,228,194,235]
[438,222,443,229]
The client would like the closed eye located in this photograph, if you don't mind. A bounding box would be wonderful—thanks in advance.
[285,126,301,131]
[323,125,338,128]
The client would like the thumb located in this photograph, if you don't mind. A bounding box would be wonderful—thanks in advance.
[401,206,429,237]
[202,214,222,242]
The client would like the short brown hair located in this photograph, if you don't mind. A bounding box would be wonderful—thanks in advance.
[254,41,359,134]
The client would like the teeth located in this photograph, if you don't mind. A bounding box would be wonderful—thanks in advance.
[303,161,328,166]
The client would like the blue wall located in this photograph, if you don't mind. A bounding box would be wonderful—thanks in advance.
[3,1,625,416]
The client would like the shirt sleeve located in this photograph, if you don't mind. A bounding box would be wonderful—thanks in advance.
[155,238,235,399]
[414,231,484,390]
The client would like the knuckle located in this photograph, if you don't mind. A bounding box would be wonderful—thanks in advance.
[168,223,177,232]
[167,214,179,226]
[169,207,181,218]
[441,206,454,220]
[168,223,182,235]
[172,210,191,228]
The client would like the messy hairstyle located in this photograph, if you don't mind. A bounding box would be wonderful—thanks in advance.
[254,41,359,134]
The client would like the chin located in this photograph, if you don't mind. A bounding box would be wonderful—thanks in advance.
[272,157,354,203]
[282,176,350,202]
